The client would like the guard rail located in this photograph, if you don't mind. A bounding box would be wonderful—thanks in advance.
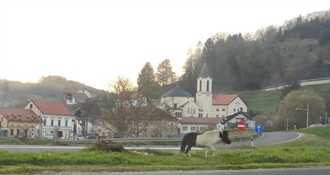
[60,133,257,144]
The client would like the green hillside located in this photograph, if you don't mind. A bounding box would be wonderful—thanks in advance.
[237,83,329,113]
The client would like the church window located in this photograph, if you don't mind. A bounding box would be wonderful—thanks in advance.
[174,103,177,108]
[199,80,202,91]
[206,80,209,91]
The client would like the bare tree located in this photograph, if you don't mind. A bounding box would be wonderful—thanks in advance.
[99,77,173,138]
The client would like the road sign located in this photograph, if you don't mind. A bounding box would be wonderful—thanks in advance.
[237,121,246,131]
[255,124,264,134]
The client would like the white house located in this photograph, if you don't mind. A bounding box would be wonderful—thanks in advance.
[160,62,253,133]
[24,99,74,139]
[219,111,255,130]
[64,87,99,136]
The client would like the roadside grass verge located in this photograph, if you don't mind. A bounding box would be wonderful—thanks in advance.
[1,129,330,174]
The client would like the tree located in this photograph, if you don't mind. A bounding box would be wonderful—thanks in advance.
[99,77,171,138]
[280,79,301,99]
[278,89,326,130]
[137,62,158,99]
[80,98,102,135]
[156,59,176,86]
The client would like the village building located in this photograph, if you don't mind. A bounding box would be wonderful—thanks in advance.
[64,87,100,136]
[0,108,40,137]
[24,99,74,139]
[161,62,254,133]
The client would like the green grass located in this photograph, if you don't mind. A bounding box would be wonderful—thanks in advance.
[237,83,329,112]
[238,90,281,112]
[0,126,329,174]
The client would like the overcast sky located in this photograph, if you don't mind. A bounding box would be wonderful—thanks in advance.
[0,0,329,90]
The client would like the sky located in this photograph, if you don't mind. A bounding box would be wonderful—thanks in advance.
[0,0,329,90]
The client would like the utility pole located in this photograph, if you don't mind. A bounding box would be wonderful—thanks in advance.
[295,103,309,128]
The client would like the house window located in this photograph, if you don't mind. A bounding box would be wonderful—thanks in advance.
[51,119,54,126]
[234,108,236,112]
[43,119,46,126]
[182,127,188,131]
[222,107,225,111]
[191,127,196,131]
[198,113,203,117]
[216,108,219,111]
[29,104,33,109]
[240,107,243,111]
[65,120,68,127]
[10,129,14,136]
[216,115,219,118]
[175,112,182,118]
[58,120,61,127]
[199,80,202,91]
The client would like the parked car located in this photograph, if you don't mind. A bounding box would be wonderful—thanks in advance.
[44,134,54,139]
[85,135,97,139]
[74,135,84,140]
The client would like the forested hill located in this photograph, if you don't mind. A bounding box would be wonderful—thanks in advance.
[0,76,102,107]
[179,9,330,95]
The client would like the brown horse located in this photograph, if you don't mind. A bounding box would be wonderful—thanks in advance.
[180,130,231,157]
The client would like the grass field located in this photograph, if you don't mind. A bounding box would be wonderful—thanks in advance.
[237,84,329,112]
[0,126,329,174]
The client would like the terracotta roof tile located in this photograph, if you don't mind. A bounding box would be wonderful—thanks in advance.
[31,100,72,116]
[212,94,238,105]
[0,108,40,122]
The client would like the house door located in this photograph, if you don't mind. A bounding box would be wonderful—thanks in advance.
[58,131,63,138]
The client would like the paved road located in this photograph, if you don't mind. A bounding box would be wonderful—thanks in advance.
[12,167,330,175]
[0,132,301,152]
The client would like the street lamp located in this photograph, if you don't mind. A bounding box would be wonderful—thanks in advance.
[295,103,309,128]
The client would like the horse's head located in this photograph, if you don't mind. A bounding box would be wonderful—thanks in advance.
[219,130,231,144]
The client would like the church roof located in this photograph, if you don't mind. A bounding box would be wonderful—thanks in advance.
[161,85,193,98]
[199,62,212,78]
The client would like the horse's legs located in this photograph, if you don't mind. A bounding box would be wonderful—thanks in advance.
[185,144,193,157]
[209,144,216,156]
[204,148,208,157]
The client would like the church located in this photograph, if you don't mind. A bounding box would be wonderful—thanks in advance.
[160,63,255,133]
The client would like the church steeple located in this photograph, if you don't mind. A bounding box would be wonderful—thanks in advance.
[199,62,212,78]
[196,62,213,117]
[197,62,212,93]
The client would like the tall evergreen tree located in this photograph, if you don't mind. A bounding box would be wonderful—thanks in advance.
[137,62,158,99]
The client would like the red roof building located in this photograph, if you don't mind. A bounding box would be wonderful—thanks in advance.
[24,99,74,139]
[0,108,40,137]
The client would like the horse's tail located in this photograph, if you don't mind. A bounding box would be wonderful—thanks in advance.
[180,134,188,153]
